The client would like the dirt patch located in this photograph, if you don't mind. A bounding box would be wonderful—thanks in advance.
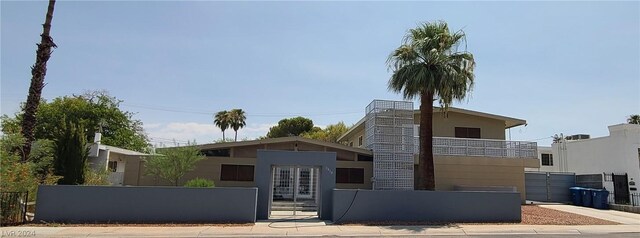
[339,205,619,226]
[521,205,618,225]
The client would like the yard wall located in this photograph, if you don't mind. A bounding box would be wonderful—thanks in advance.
[332,189,521,223]
[35,185,257,223]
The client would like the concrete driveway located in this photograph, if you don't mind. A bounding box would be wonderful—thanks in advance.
[539,204,640,225]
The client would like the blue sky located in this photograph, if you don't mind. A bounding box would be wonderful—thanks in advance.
[2,1,639,147]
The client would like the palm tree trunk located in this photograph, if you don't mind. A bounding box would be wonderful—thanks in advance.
[234,130,238,142]
[418,91,435,190]
[222,130,225,140]
[20,0,57,162]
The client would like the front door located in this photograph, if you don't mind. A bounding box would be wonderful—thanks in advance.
[269,166,320,218]
[613,173,630,204]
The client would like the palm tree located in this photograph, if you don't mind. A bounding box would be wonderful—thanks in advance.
[214,111,230,141]
[628,114,640,125]
[387,21,475,190]
[21,0,57,161]
[229,109,246,142]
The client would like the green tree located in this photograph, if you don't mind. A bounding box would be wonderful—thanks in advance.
[627,114,640,124]
[53,121,88,185]
[3,91,149,152]
[229,109,247,142]
[301,122,350,143]
[214,110,230,141]
[20,0,57,161]
[387,21,475,190]
[266,117,315,138]
[1,133,59,198]
[144,143,205,186]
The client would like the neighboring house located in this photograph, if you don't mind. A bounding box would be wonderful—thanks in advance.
[525,146,554,172]
[535,124,640,204]
[87,133,149,186]
[120,100,539,203]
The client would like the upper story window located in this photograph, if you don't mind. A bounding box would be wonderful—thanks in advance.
[357,154,373,161]
[358,136,363,147]
[349,142,354,147]
[454,127,481,139]
[541,153,553,166]
[202,148,230,157]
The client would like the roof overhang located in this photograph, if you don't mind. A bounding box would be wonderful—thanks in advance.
[195,136,373,155]
[337,107,527,142]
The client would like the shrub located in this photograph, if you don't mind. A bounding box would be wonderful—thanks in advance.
[184,178,215,188]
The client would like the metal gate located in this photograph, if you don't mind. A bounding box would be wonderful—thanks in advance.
[269,166,320,219]
[525,172,575,203]
[613,173,630,204]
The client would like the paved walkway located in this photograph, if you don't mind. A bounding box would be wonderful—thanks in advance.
[3,223,639,237]
[539,204,640,225]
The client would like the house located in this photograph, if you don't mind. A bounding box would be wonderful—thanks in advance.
[525,146,553,172]
[87,133,149,186]
[530,124,640,204]
[118,100,539,205]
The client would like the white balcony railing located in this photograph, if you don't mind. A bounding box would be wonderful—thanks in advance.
[414,137,537,159]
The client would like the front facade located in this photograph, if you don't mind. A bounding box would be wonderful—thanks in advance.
[119,100,539,204]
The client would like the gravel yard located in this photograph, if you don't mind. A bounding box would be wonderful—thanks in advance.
[521,205,618,225]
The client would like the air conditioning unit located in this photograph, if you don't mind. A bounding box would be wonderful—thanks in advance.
[567,134,590,140]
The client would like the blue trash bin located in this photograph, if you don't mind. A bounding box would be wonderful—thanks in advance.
[592,189,610,209]
[570,187,583,206]
[582,188,593,207]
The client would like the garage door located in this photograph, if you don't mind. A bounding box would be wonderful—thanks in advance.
[525,172,575,203]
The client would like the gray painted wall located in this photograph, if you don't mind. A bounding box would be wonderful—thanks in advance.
[332,189,521,223]
[525,172,575,203]
[256,150,336,220]
[35,185,257,223]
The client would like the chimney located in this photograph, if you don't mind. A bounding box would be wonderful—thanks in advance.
[94,132,102,144]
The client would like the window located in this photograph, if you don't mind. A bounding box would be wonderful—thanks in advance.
[220,164,254,181]
[349,142,354,147]
[454,127,481,139]
[336,168,364,184]
[202,148,230,157]
[541,153,553,166]
[357,154,373,161]
[358,136,363,146]
[108,161,117,172]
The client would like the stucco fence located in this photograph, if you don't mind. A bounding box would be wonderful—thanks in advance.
[34,185,257,223]
[332,189,521,223]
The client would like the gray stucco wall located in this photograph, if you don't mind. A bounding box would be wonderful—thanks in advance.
[332,189,521,223]
[256,150,336,220]
[35,185,257,223]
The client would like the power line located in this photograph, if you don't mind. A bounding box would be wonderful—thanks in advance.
[121,103,362,117]
[525,136,553,141]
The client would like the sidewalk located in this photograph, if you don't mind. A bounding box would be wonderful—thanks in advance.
[3,223,639,237]
[539,204,640,225]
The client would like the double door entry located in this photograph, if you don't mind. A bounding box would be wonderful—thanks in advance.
[270,166,320,217]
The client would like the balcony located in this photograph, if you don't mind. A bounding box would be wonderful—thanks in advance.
[414,137,537,159]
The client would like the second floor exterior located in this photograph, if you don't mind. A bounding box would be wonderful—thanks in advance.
[338,107,538,159]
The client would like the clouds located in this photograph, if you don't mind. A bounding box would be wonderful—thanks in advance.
[144,122,274,147]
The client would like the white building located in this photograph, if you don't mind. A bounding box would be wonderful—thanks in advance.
[529,124,640,203]
[525,146,554,172]
[88,133,149,186]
